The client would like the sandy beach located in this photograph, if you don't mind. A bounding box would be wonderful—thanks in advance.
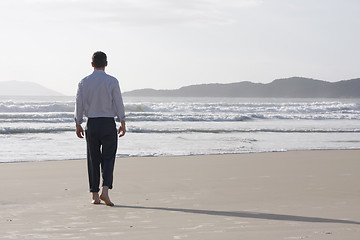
[0,150,359,239]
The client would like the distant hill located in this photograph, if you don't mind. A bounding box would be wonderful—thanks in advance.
[124,77,360,98]
[0,81,63,96]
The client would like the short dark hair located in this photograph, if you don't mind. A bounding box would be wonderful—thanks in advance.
[92,51,107,68]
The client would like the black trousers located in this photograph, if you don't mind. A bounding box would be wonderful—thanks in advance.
[85,118,117,192]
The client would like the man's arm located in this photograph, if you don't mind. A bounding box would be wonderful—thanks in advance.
[75,81,85,139]
[112,80,126,122]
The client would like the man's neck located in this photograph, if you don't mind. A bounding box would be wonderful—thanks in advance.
[94,67,105,71]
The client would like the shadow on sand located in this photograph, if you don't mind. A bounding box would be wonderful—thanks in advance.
[114,205,360,225]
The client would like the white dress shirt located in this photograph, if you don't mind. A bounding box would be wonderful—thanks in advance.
[75,70,125,125]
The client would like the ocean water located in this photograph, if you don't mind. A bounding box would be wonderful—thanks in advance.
[0,96,359,162]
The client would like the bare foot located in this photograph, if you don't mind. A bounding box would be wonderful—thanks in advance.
[92,192,101,205]
[100,195,114,206]
[91,199,101,204]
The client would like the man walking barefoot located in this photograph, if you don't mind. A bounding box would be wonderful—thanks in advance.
[75,51,126,206]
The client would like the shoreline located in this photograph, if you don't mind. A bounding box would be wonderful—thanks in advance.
[1,148,360,164]
[1,149,359,239]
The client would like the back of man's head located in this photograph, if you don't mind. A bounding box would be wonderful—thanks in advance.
[92,51,107,68]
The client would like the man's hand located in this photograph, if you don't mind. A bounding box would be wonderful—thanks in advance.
[118,120,126,138]
[76,124,84,138]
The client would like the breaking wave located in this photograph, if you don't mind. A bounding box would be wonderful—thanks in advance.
[2,126,359,135]
[1,97,359,135]
[0,127,74,134]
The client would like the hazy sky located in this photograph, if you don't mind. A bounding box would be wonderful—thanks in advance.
[0,0,359,95]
